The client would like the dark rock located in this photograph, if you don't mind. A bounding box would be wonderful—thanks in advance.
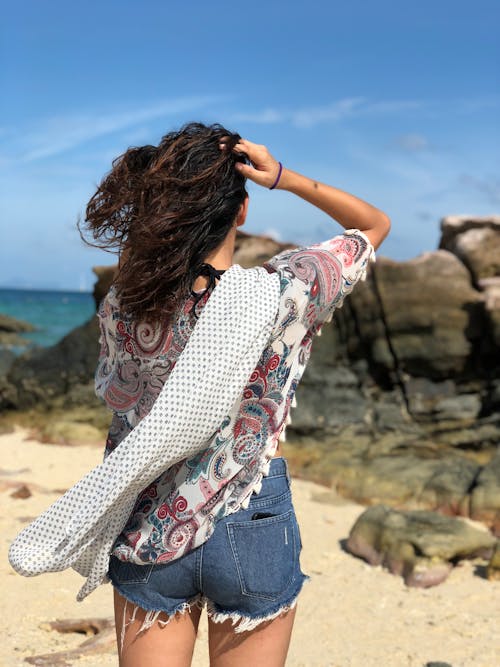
[439,215,500,281]
[0,332,32,349]
[418,457,480,515]
[469,450,500,535]
[0,313,36,333]
[10,484,32,499]
[331,453,479,511]
[0,314,35,353]
[479,276,500,347]
[486,540,500,580]
[1,315,100,410]
[440,215,500,353]
[405,378,480,421]
[340,251,484,380]
[92,265,116,310]
[0,349,15,375]
[234,228,296,267]
[346,504,496,587]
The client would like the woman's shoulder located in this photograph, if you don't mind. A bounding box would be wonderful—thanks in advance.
[261,229,375,330]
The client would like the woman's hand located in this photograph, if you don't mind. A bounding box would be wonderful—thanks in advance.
[224,137,391,250]
[231,138,282,189]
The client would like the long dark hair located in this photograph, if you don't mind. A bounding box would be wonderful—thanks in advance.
[78,122,248,326]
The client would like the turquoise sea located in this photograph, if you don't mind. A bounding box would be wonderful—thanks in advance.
[0,288,96,352]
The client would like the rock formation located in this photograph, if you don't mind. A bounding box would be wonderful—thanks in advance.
[346,504,496,587]
[0,313,36,351]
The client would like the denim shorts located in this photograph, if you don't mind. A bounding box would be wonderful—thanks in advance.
[107,457,310,647]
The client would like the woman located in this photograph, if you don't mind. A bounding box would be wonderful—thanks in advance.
[81,122,390,666]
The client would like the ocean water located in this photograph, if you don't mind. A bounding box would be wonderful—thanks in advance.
[0,288,96,353]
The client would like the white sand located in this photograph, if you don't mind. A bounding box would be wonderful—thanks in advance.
[1,426,498,667]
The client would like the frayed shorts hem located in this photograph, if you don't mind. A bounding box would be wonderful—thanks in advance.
[113,584,204,654]
[113,573,311,653]
[204,573,311,633]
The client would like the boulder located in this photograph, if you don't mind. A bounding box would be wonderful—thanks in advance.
[331,453,479,513]
[92,265,116,310]
[439,215,500,281]
[469,449,500,536]
[338,251,484,380]
[346,504,496,587]
[478,276,500,347]
[1,315,100,410]
[0,313,36,349]
[440,216,500,352]
[234,228,295,267]
[0,313,36,333]
[487,540,500,580]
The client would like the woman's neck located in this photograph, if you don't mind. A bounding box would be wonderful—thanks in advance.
[191,227,237,291]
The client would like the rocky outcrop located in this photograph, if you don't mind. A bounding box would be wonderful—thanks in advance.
[92,265,116,310]
[337,250,486,379]
[469,450,500,535]
[487,540,500,580]
[0,313,36,350]
[0,314,35,334]
[440,215,500,349]
[439,215,500,281]
[284,216,500,535]
[346,504,497,587]
[0,316,100,411]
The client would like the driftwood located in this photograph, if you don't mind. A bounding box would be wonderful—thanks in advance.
[25,617,116,666]
[0,478,68,496]
[10,484,32,499]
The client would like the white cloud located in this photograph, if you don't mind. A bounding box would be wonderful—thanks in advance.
[392,133,431,152]
[228,96,424,129]
[229,95,500,131]
[290,97,367,128]
[230,109,284,124]
[5,96,223,163]
[361,100,424,114]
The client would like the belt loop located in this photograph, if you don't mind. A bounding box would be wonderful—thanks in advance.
[283,457,291,485]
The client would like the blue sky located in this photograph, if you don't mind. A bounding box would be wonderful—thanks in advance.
[1,0,499,291]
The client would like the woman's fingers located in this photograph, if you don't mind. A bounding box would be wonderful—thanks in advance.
[229,137,280,188]
[234,162,258,179]
[233,139,262,160]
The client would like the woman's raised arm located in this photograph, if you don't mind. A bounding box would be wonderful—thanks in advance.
[233,138,391,250]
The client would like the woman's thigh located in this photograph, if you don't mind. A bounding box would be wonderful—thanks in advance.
[113,588,202,667]
[208,605,297,667]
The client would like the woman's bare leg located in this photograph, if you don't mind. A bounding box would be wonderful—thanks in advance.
[208,605,297,667]
[113,588,202,667]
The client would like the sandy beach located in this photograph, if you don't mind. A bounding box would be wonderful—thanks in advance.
[1,426,499,667]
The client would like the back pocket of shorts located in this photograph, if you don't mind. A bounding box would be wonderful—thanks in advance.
[227,509,296,601]
[109,557,155,585]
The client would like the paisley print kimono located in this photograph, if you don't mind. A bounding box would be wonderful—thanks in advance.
[95,229,375,564]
